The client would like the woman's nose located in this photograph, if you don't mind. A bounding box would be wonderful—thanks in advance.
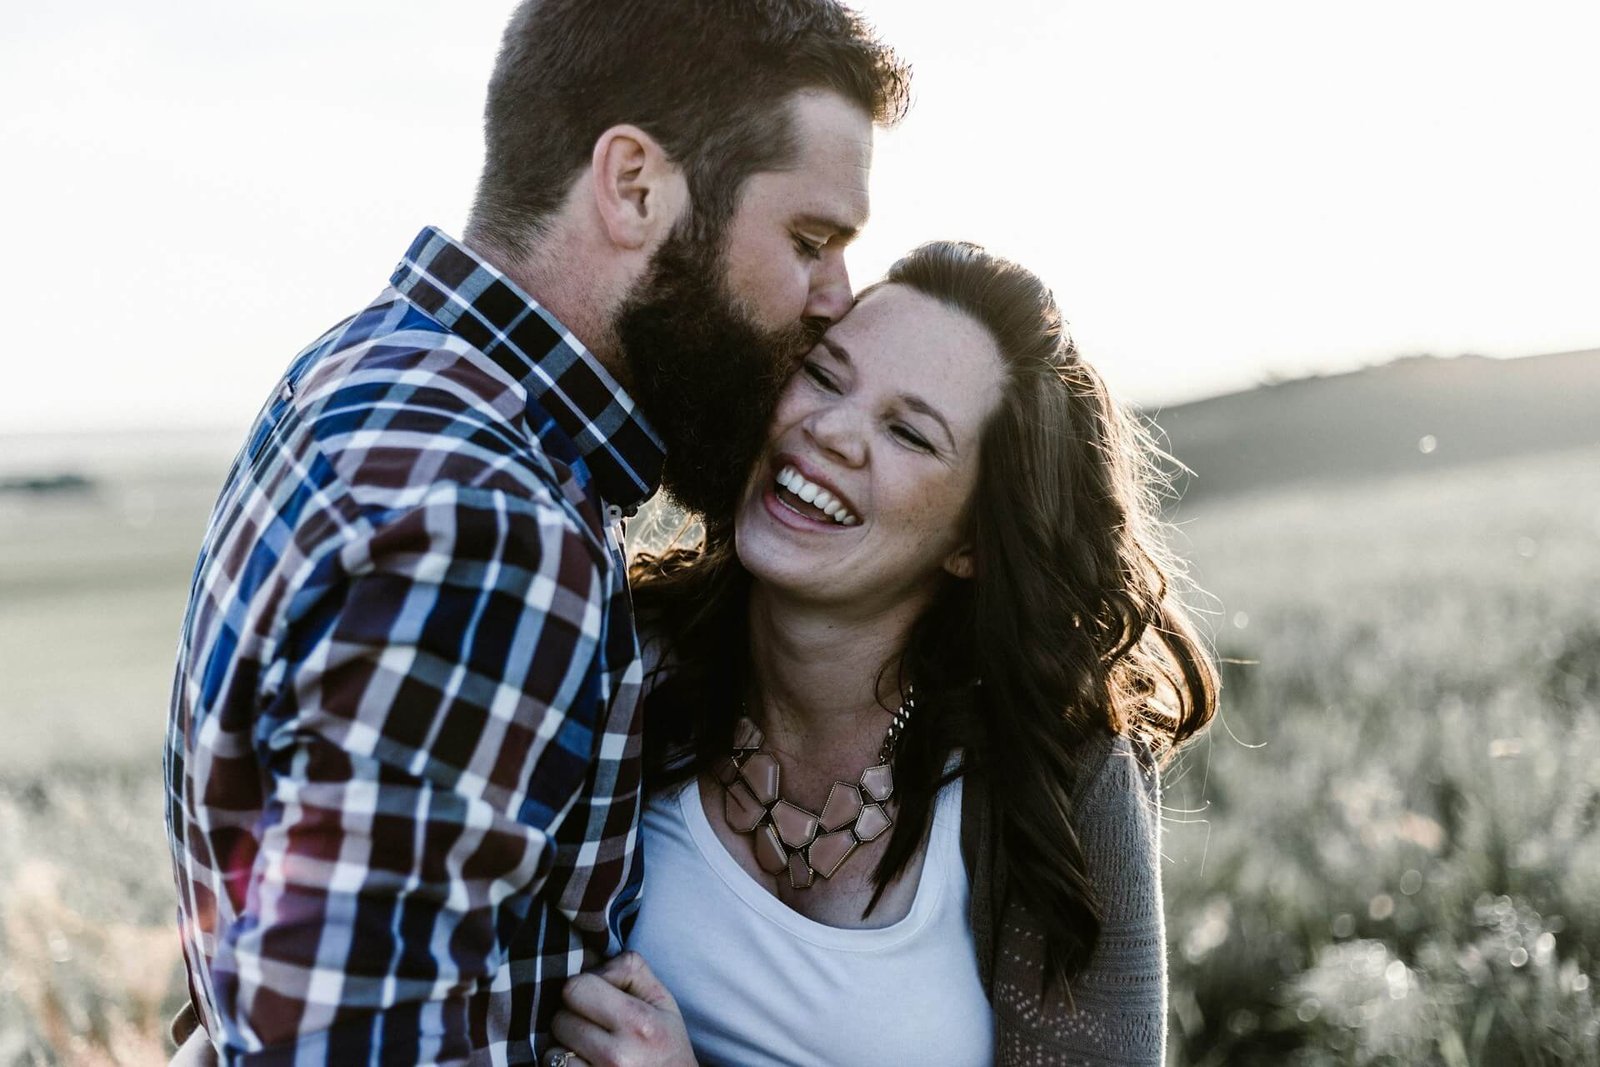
[804,402,867,467]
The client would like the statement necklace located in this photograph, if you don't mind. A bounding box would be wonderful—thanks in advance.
[717,687,914,890]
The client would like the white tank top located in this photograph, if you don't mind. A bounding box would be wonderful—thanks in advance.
[628,773,993,1066]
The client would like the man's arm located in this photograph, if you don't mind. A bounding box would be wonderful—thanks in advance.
[209,484,607,1064]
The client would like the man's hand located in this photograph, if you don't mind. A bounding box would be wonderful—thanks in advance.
[551,951,697,1067]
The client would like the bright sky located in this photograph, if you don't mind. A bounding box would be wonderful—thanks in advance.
[3,0,1596,435]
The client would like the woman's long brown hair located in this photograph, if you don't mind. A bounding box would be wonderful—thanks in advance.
[632,241,1218,992]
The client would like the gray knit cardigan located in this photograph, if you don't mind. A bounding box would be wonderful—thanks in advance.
[959,731,1167,1065]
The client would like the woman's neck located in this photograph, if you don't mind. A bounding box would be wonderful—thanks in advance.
[745,583,926,758]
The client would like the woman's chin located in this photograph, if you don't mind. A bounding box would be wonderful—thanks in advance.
[733,517,793,585]
[736,484,891,604]
[736,520,835,596]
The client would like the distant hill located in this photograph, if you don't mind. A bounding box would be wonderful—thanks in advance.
[0,472,95,496]
[1149,348,1600,505]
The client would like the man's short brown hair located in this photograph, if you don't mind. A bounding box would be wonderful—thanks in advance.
[469,0,910,255]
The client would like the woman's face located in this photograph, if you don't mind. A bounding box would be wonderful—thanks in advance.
[734,284,1005,615]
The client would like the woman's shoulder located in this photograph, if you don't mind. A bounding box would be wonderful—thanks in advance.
[959,730,1158,849]
[1066,731,1164,921]
[1069,730,1160,822]
[960,728,1162,918]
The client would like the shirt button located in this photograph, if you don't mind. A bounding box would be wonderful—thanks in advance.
[605,504,624,525]
[278,382,294,403]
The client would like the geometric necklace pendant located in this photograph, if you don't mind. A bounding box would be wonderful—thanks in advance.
[718,687,913,890]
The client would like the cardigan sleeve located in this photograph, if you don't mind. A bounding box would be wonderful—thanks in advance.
[986,734,1168,1066]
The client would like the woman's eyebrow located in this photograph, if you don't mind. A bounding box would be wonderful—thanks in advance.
[899,394,955,450]
[819,337,854,366]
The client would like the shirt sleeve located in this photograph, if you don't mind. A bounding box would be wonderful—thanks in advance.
[1064,736,1168,1064]
[208,484,606,1065]
[990,735,1168,1065]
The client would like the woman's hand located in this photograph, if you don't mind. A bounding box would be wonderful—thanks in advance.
[550,951,697,1067]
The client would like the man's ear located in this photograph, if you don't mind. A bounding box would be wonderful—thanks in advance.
[589,124,687,251]
[942,545,975,580]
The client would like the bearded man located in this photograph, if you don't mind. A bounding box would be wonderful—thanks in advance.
[163,1,909,1062]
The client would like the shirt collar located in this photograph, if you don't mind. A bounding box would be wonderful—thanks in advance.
[391,226,665,514]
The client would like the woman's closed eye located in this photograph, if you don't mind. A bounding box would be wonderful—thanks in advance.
[890,424,934,452]
[803,361,840,392]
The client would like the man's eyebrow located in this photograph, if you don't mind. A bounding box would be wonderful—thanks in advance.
[818,338,957,451]
[795,213,862,242]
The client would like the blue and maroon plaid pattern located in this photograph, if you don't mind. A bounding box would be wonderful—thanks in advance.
[164,227,664,1064]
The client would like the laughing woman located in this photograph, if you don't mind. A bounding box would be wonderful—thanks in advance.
[549,241,1219,1066]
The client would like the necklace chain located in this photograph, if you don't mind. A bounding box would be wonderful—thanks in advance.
[879,694,913,763]
[719,686,915,891]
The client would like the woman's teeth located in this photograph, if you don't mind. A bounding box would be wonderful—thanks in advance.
[776,466,859,526]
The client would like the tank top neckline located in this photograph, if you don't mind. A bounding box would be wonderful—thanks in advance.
[671,773,962,952]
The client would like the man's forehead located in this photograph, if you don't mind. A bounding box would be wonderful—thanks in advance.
[782,161,871,231]
[784,92,873,218]
[744,164,869,240]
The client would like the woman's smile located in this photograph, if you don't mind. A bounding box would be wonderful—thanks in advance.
[772,464,860,525]
[735,284,1001,610]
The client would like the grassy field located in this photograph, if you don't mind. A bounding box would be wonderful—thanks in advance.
[1,435,1597,1064]
[1162,446,1600,1064]
[0,436,232,1065]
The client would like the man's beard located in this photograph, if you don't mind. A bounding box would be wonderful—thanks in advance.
[616,224,825,527]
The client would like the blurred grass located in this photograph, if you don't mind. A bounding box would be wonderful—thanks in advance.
[1162,446,1600,1064]
[0,448,228,1065]
[1,437,1597,1063]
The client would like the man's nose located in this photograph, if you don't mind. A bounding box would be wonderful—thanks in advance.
[803,251,854,325]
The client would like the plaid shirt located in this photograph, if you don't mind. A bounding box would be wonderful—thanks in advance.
[164,227,664,1065]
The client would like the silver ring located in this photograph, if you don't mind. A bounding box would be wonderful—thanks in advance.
[543,1050,574,1067]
